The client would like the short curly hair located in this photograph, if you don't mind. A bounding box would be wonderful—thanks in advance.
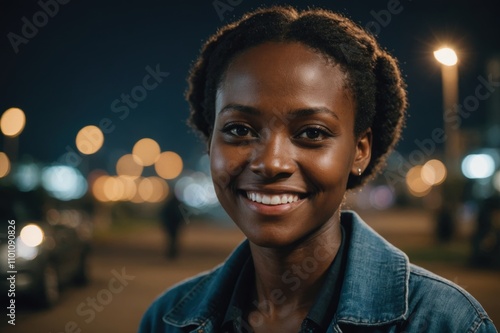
[186,6,407,189]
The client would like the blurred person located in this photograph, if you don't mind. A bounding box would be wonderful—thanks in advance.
[140,6,497,332]
[160,193,184,259]
[435,200,454,242]
[471,194,500,268]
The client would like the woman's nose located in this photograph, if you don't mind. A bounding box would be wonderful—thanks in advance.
[248,133,296,178]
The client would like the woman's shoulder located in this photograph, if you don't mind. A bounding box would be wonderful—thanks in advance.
[407,264,496,332]
[408,263,487,314]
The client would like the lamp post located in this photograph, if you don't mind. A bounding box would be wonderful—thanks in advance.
[433,47,460,242]
[434,47,460,176]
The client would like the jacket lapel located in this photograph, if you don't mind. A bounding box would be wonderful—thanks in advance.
[163,240,252,331]
[336,211,409,326]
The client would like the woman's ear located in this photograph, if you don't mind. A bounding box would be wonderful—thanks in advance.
[351,128,372,176]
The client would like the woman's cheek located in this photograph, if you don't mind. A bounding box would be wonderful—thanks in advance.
[310,150,352,187]
[210,144,246,189]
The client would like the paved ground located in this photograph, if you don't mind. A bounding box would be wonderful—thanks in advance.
[3,208,499,332]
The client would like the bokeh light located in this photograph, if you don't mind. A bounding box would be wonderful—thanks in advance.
[130,184,145,204]
[118,176,137,201]
[369,185,395,210]
[461,154,496,179]
[1,107,26,137]
[103,176,125,201]
[91,175,110,202]
[132,138,161,166]
[91,174,165,203]
[421,159,447,186]
[0,152,10,178]
[137,177,154,202]
[19,224,44,247]
[155,151,183,179]
[493,171,500,193]
[137,177,168,203]
[175,172,218,208]
[76,125,104,155]
[116,154,143,178]
[406,165,432,197]
[146,176,169,203]
[41,165,88,201]
[14,163,40,191]
[92,175,138,202]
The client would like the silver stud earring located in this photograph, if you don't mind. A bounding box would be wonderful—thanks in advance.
[358,168,362,176]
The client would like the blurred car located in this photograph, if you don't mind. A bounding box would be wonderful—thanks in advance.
[0,188,92,307]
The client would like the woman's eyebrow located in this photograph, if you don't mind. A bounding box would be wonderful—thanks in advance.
[289,107,339,120]
[218,104,339,120]
[218,104,260,116]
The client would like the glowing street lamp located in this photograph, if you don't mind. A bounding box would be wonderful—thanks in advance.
[434,48,458,67]
[434,46,460,176]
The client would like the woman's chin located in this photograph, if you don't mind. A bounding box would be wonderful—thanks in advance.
[243,227,305,249]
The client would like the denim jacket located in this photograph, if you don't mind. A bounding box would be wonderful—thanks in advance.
[139,211,498,333]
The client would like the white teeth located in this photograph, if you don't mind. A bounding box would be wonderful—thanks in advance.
[245,192,301,205]
[262,195,271,204]
[270,196,281,205]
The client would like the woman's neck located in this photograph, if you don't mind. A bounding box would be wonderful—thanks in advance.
[248,219,342,320]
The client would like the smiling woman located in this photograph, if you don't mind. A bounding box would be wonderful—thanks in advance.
[210,42,365,249]
[139,6,497,333]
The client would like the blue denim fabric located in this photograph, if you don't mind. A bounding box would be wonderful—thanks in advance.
[139,211,498,333]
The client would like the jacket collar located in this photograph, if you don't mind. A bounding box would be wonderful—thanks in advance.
[162,242,251,331]
[335,211,409,326]
[163,211,409,330]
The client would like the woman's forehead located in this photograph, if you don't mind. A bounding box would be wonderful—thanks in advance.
[216,42,354,119]
[223,42,345,83]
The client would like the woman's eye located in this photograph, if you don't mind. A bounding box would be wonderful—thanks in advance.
[224,124,253,137]
[298,127,328,140]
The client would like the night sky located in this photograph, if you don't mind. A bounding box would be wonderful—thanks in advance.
[1,0,498,174]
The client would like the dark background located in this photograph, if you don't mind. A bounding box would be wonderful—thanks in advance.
[1,0,498,173]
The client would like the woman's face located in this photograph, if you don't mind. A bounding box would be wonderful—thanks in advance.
[209,42,371,248]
